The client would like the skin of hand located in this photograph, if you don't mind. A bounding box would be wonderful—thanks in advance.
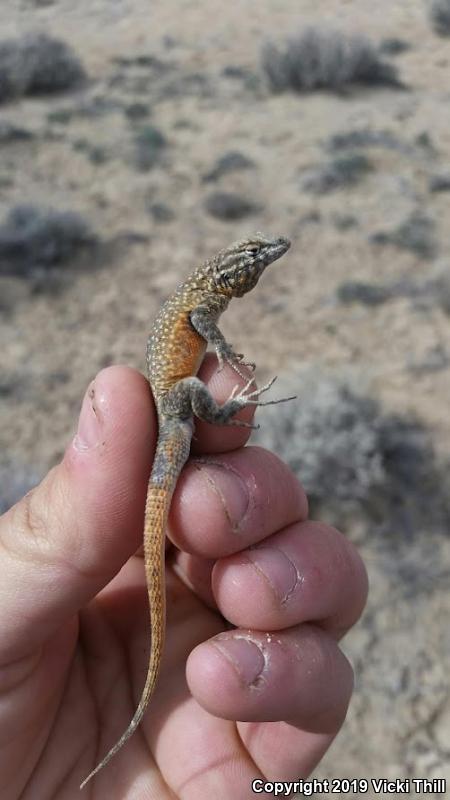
[0,361,368,799]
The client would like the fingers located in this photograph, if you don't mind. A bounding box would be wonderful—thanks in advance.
[170,445,366,638]
[187,624,353,734]
[175,518,367,644]
[170,446,308,558]
[0,358,295,664]
[0,366,156,662]
[238,723,336,782]
[212,521,369,637]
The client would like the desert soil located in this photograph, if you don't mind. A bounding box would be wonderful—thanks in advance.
[0,1,449,797]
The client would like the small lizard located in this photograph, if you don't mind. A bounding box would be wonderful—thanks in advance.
[80,232,292,789]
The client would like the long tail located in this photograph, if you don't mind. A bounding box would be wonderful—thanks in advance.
[80,420,192,790]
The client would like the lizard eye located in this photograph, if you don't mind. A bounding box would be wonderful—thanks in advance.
[246,246,260,258]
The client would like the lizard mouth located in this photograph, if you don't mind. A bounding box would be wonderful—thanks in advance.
[256,236,290,269]
[271,236,291,259]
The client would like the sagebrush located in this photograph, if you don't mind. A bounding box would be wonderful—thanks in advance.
[429,0,450,35]
[262,28,400,93]
[0,33,85,103]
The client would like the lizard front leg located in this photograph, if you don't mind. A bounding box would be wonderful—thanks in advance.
[190,306,256,379]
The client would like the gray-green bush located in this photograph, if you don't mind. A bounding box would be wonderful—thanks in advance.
[253,369,442,531]
[262,28,400,93]
[429,0,450,35]
[301,154,373,193]
[370,212,437,260]
[0,33,86,103]
[0,205,96,275]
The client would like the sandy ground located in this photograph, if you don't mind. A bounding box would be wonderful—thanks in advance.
[0,0,449,796]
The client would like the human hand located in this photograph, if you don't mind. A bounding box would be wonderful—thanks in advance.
[0,363,368,798]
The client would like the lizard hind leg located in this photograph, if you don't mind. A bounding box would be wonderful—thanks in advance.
[226,375,296,427]
[171,375,296,431]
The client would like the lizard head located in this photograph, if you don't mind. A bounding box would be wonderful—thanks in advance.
[209,233,291,297]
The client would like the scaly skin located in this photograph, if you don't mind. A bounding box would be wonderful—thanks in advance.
[80,233,291,789]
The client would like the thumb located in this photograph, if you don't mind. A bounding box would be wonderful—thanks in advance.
[0,366,156,664]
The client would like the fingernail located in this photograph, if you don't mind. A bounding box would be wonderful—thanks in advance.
[193,461,250,530]
[247,547,299,604]
[213,635,265,686]
[73,381,102,450]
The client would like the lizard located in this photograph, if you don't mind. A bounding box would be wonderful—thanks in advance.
[80,232,292,790]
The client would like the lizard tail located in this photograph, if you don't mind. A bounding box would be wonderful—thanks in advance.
[80,421,192,790]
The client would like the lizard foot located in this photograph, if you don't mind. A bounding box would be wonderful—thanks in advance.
[216,344,256,381]
[226,376,296,428]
